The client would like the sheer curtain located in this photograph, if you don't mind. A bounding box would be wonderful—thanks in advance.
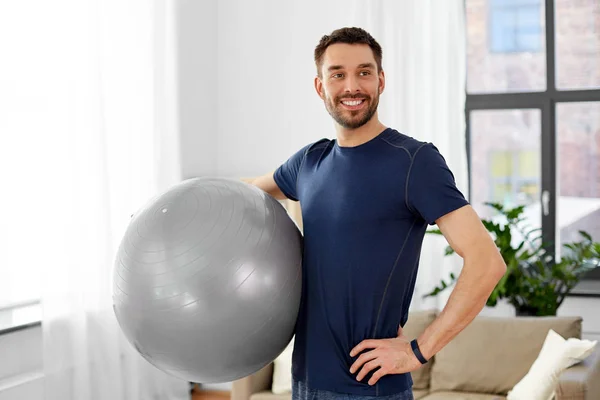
[29,0,188,398]
[352,0,469,311]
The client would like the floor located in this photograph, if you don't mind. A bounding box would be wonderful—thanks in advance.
[191,385,231,400]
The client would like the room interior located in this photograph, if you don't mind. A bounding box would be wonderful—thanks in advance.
[1,0,600,399]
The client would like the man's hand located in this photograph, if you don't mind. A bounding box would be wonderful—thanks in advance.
[348,326,421,386]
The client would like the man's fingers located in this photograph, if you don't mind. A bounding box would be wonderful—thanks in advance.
[368,367,388,386]
[356,360,381,382]
[350,339,379,357]
[349,349,378,374]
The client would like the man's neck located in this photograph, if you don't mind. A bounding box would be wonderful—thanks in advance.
[335,117,388,148]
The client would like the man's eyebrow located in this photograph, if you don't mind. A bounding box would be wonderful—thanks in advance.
[357,63,376,69]
[326,63,376,72]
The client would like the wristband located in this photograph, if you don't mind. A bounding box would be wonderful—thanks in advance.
[410,339,428,364]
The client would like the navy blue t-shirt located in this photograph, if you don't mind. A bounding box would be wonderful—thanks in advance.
[273,128,469,397]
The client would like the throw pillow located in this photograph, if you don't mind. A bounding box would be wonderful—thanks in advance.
[271,336,295,394]
[507,329,597,400]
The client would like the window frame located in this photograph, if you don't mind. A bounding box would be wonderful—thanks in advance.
[466,0,600,280]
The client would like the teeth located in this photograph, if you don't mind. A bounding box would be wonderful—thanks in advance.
[342,100,363,106]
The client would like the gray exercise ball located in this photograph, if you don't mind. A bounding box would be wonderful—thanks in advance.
[112,177,303,383]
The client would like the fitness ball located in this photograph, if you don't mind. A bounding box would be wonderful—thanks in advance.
[112,177,303,383]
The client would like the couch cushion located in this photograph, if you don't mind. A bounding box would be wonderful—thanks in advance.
[250,391,291,400]
[413,389,430,399]
[404,310,438,389]
[429,315,582,395]
[421,391,505,400]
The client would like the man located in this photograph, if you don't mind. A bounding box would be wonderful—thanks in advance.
[247,27,506,400]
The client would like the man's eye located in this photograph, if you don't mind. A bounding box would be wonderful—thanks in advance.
[333,73,344,78]
[360,71,371,76]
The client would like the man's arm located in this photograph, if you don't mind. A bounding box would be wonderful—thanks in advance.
[349,204,506,385]
[242,171,288,201]
[416,204,506,360]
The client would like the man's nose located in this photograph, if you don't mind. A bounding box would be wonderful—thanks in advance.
[344,75,361,94]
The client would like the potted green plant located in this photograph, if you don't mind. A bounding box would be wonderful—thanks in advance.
[424,202,600,316]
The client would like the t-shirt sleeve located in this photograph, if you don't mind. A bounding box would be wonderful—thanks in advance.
[406,143,469,225]
[273,143,312,202]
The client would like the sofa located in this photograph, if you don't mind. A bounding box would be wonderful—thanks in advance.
[231,310,600,400]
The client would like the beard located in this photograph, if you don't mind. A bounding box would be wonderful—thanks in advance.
[324,89,380,129]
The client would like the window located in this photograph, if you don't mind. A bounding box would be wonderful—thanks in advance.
[471,109,541,217]
[466,0,600,281]
[490,0,543,53]
[489,150,540,205]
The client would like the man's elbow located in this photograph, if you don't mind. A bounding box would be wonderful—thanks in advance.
[489,254,507,284]
[464,249,506,286]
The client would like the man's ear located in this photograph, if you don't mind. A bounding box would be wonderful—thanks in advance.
[314,76,325,100]
[379,69,386,95]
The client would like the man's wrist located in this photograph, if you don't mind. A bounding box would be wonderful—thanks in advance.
[410,339,429,364]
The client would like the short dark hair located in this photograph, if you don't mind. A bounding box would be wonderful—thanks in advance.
[314,27,383,77]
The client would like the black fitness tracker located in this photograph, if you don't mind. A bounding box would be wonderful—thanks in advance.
[410,339,428,364]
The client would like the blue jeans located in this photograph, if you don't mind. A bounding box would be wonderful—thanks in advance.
[292,378,414,400]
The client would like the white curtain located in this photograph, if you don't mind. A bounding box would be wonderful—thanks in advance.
[351,0,469,311]
[31,0,189,398]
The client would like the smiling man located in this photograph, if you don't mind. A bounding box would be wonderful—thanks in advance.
[247,27,506,400]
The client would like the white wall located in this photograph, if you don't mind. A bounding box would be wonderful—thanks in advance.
[177,0,364,180]
[176,0,219,179]
[559,297,600,341]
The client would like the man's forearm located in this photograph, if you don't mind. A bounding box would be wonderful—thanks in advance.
[415,255,505,360]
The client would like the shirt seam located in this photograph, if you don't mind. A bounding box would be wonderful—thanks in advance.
[404,143,429,216]
[373,219,417,396]
[371,218,417,340]
[379,137,413,159]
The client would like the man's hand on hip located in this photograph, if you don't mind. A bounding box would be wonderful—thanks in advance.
[348,326,422,385]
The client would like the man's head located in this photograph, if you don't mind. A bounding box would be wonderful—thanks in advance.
[314,27,384,130]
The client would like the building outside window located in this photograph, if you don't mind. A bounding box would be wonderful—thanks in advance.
[490,0,543,53]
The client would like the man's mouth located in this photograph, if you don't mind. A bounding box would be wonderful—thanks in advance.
[339,98,366,110]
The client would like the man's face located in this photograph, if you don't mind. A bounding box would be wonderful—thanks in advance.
[316,43,384,130]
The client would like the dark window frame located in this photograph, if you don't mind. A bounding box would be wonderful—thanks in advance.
[466,0,600,280]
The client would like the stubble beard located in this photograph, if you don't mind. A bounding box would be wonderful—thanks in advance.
[324,89,380,130]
